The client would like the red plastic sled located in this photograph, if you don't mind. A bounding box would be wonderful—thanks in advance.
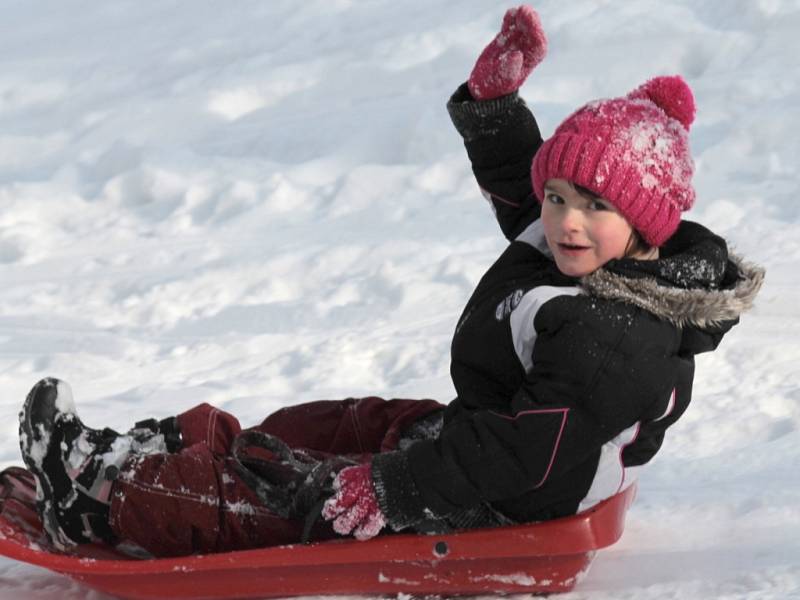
[0,466,635,599]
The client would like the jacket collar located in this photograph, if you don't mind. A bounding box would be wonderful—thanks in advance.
[580,253,765,329]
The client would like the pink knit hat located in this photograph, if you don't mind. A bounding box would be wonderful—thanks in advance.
[531,75,696,247]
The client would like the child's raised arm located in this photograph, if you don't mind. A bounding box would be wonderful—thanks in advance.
[448,6,547,240]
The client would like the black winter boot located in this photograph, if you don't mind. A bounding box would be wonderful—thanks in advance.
[18,377,182,550]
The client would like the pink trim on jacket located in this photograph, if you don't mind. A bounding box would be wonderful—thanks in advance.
[616,422,641,494]
[480,187,522,208]
[490,408,569,489]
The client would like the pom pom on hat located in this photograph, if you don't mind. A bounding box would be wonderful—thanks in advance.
[627,75,696,131]
[531,75,697,247]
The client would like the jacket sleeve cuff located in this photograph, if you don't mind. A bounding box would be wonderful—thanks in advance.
[446,82,526,142]
[371,451,429,532]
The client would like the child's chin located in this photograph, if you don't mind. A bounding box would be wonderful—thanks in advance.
[553,259,595,278]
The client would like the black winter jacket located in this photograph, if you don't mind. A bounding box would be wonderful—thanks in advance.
[371,84,764,533]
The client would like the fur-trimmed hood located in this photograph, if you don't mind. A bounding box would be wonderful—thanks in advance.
[581,253,765,329]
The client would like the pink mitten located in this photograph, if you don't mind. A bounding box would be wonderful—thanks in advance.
[322,464,386,541]
[468,5,547,100]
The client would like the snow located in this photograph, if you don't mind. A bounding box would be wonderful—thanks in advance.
[53,380,76,415]
[0,0,798,598]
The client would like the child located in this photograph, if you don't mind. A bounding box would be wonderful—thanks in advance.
[19,6,764,557]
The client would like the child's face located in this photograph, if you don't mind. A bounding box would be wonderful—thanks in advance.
[541,179,636,277]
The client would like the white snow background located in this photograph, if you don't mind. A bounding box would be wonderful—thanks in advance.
[0,0,798,598]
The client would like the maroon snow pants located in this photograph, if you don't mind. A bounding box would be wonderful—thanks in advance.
[108,397,443,557]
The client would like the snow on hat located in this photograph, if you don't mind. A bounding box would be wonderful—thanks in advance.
[531,75,696,247]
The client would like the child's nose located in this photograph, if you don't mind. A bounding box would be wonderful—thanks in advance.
[560,207,583,231]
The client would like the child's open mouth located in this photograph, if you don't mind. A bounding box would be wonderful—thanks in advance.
[557,242,590,256]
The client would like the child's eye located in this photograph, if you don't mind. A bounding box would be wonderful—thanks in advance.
[545,193,564,205]
[589,199,609,211]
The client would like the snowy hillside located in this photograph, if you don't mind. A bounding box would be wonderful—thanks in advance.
[1,0,798,598]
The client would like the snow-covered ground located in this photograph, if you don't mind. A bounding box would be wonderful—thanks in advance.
[1,0,798,598]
